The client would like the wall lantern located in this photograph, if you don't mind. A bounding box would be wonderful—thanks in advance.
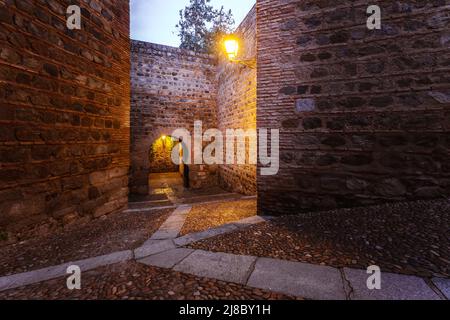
[223,35,256,69]
[224,36,239,60]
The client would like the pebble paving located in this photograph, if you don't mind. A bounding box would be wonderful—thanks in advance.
[0,262,300,300]
[180,199,256,236]
[1,198,448,300]
[188,199,450,278]
[0,209,172,276]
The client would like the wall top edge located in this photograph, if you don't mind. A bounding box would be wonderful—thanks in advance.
[131,39,216,60]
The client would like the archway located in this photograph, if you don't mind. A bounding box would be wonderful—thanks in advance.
[148,135,178,175]
[148,135,187,197]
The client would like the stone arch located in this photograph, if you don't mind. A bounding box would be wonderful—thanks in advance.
[129,127,181,195]
[148,135,178,174]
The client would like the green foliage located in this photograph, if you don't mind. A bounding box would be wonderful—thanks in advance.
[0,230,7,242]
[176,0,234,54]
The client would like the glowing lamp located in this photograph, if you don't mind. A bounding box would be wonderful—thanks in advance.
[222,35,256,69]
[224,36,239,61]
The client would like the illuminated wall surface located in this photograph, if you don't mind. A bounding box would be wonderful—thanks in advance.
[130,41,219,194]
[217,5,257,195]
[129,7,257,196]
[149,137,178,173]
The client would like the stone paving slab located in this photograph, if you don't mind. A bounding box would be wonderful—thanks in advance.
[173,250,257,284]
[0,250,132,292]
[138,248,194,269]
[150,230,180,240]
[174,223,238,247]
[247,257,346,300]
[343,268,441,300]
[141,239,160,247]
[135,208,265,260]
[232,216,273,227]
[134,240,176,259]
[150,205,192,240]
[432,278,450,299]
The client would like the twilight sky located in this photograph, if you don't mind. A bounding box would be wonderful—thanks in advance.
[130,0,255,47]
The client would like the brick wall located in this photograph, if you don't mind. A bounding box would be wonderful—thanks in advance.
[149,136,178,174]
[0,0,130,242]
[130,41,218,194]
[257,0,450,215]
[217,5,257,195]
[130,5,258,196]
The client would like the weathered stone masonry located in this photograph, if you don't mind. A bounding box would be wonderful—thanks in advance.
[2,0,449,242]
[217,5,257,195]
[130,6,258,196]
[0,0,130,241]
[130,41,218,194]
[257,0,450,215]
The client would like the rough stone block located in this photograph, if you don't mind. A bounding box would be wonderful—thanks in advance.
[89,171,108,186]
[296,98,315,112]
[247,258,346,300]
[344,268,440,300]
[173,250,257,284]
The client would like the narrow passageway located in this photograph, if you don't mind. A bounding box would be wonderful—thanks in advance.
[1,0,449,303]
[149,172,183,198]
[130,171,246,207]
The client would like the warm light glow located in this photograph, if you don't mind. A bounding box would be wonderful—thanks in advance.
[160,135,168,148]
[224,36,239,60]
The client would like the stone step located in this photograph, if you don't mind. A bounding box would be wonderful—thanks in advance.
[129,193,168,202]
[177,193,243,204]
[128,200,173,210]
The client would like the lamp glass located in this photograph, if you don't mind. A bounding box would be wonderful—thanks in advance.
[224,38,239,60]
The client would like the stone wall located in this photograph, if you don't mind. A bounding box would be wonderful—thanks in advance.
[217,5,257,195]
[149,136,178,174]
[0,0,130,242]
[130,41,218,193]
[257,0,450,215]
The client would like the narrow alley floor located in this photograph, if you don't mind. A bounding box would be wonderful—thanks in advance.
[0,198,449,300]
[129,172,241,206]
[189,199,450,279]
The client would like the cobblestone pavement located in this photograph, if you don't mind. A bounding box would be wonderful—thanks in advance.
[0,209,172,276]
[0,262,301,300]
[180,199,256,236]
[189,199,450,278]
